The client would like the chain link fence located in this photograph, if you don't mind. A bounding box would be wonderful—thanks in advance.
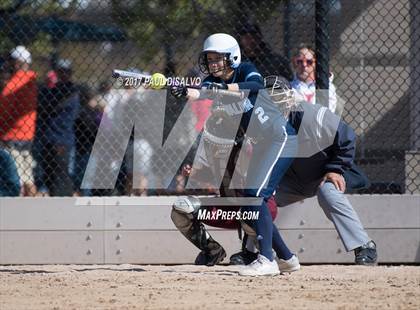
[0,0,418,196]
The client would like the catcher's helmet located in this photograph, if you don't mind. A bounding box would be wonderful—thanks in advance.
[264,75,296,114]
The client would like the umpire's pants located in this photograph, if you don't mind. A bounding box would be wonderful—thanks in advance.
[275,176,370,251]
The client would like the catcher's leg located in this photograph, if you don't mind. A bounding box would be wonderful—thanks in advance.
[229,233,259,265]
[170,196,226,266]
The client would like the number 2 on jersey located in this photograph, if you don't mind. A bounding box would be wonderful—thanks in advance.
[255,107,269,124]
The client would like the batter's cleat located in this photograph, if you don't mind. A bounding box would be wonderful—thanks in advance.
[276,254,301,273]
[238,254,280,277]
[354,240,378,265]
[229,249,258,265]
[194,243,226,266]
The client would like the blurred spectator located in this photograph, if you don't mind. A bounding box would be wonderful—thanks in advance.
[88,79,112,111]
[0,46,38,196]
[0,57,11,88]
[238,23,293,80]
[0,148,20,196]
[126,137,154,196]
[291,44,337,113]
[33,63,60,195]
[73,80,115,196]
[124,81,156,196]
[45,70,58,89]
[73,82,108,196]
[91,76,149,195]
[34,59,80,196]
[44,56,59,89]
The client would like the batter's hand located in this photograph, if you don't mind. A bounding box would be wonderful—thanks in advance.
[320,172,346,192]
[170,85,188,99]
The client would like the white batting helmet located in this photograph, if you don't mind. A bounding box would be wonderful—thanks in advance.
[199,33,241,74]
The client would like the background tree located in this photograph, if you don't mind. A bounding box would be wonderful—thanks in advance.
[111,0,278,75]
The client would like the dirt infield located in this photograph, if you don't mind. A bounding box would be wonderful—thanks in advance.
[0,264,419,310]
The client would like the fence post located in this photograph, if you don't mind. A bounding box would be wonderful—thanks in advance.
[283,0,291,62]
[406,0,420,193]
[315,0,330,107]
[409,0,420,151]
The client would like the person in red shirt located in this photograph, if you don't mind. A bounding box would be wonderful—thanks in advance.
[0,46,38,196]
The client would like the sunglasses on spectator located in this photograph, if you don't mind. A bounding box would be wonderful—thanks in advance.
[295,58,315,66]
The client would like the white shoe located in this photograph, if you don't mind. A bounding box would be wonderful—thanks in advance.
[238,254,280,276]
[277,254,300,273]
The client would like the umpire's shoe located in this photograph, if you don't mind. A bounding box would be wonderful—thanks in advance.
[194,240,226,266]
[354,240,378,265]
[229,249,258,265]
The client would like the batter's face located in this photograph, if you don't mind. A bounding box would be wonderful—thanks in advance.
[206,52,225,77]
[294,48,316,83]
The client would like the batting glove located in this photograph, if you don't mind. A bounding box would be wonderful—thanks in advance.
[170,85,188,99]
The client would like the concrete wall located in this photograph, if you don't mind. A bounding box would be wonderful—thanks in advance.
[1,196,419,264]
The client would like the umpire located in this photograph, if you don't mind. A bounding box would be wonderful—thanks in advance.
[280,105,377,265]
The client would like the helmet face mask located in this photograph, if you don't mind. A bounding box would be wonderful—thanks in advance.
[264,75,296,115]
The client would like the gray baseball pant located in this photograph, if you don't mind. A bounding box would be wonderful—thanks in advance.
[275,176,370,251]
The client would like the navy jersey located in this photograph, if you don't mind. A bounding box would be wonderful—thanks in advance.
[202,63,288,141]
[201,62,264,129]
[245,89,288,141]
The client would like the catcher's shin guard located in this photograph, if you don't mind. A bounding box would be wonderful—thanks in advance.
[171,208,226,265]
[194,236,226,266]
